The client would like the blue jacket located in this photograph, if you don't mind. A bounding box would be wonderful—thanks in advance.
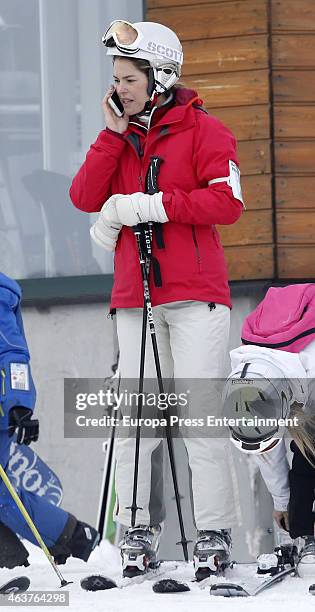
[0,273,36,429]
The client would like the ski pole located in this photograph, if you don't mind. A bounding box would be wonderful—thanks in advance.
[128,156,190,561]
[0,464,72,587]
[127,156,160,527]
[97,363,120,539]
[127,224,152,527]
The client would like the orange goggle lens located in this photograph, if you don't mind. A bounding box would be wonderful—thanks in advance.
[103,21,139,47]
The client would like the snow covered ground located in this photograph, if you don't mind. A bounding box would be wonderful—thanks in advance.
[1,540,314,612]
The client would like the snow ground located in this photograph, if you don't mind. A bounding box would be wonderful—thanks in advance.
[0,541,314,612]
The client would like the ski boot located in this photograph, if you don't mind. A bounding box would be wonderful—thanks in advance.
[257,544,298,576]
[193,529,232,581]
[0,523,30,569]
[51,515,100,564]
[297,536,315,578]
[120,525,161,578]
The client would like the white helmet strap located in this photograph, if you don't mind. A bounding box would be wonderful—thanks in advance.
[153,64,180,94]
[143,65,178,113]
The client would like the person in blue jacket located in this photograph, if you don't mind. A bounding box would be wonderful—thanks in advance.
[0,272,99,568]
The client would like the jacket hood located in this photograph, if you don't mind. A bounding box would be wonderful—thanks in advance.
[173,87,203,108]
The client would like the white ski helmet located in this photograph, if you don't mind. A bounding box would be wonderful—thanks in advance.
[102,20,183,97]
[222,360,303,454]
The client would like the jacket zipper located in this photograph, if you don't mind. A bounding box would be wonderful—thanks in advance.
[1,369,5,396]
[0,369,5,417]
[192,226,201,271]
[127,125,170,191]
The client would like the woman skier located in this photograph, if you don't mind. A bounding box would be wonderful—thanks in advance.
[70,19,244,579]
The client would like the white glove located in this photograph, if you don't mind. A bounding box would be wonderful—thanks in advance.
[90,216,122,252]
[101,192,169,227]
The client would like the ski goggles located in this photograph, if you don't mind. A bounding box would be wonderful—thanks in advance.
[222,373,292,454]
[102,20,143,55]
[230,431,280,455]
[102,20,183,65]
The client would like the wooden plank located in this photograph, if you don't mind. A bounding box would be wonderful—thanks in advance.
[147,1,268,40]
[272,0,315,32]
[277,211,315,243]
[147,0,248,7]
[275,141,315,174]
[242,175,272,209]
[276,176,315,208]
[274,106,315,138]
[210,105,270,141]
[183,34,268,75]
[277,246,315,278]
[218,210,273,246]
[225,244,274,280]
[273,34,315,68]
[184,70,269,108]
[237,140,271,175]
[273,71,315,103]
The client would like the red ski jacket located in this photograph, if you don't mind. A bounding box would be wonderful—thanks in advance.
[70,88,243,309]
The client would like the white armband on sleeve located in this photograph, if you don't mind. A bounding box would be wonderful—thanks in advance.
[208,160,245,208]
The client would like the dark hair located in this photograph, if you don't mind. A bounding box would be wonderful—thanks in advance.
[113,56,151,75]
[112,56,186,90]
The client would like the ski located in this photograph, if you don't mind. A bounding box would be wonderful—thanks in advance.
[0,577,30,595]
[209,544,297,597]
[152,564,233,594]
[153,578,190,593]
[81,561,179,592]
[210,565,294,597]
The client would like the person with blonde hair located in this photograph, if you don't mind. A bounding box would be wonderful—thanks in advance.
[224,284,315,576]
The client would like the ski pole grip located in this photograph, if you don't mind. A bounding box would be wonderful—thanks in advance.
[132,156,164,236]
[146,156,163,195]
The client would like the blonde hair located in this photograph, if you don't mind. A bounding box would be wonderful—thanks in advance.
[258,402,315,467]
[287,402,315,468]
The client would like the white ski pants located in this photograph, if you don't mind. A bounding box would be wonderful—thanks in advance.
[114,300,238,530]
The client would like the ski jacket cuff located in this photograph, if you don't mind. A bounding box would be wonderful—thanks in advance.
[272,493,290,512]
[94,129,126,151]
[105,127,127,142]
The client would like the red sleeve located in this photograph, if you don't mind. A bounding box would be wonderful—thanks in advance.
[162,114,244,225]
[69,129,126,213]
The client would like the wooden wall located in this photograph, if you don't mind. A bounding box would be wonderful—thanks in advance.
[146,0,274,281]
[272,0,315,278]
[146,0,314,281]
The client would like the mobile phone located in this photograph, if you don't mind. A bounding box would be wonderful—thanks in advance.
[108,89,124,117]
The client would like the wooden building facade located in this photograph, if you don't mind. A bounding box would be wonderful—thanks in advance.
[146,0,315,282]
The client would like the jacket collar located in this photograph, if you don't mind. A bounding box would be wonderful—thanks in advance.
[127,87,204,136]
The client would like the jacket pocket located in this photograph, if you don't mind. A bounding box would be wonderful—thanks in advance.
[191,226,201,272]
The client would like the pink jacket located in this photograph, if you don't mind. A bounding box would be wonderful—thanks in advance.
[241,284,315,352]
